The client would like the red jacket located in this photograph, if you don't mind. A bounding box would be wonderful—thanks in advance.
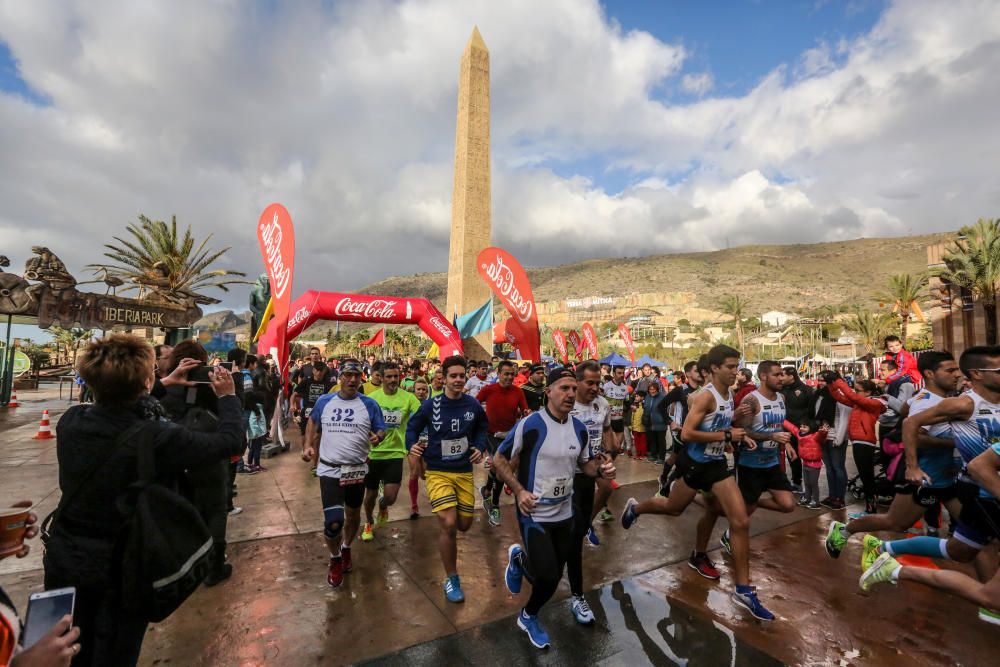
[829,378,886,444]
[784,420,827,468]
[884,350,921,386]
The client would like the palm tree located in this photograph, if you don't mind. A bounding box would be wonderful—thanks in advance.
[719,295,748,352]
[846,306,896,355]
[934,218,1000,345]
[878,273,928,342]
[49,327,94,366]
[91,215,250,306]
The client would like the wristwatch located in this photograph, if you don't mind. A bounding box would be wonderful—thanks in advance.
[723,429,733,444]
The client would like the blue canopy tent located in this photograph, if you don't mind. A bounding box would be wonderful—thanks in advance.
[599,352,632,366]
[635,354,665,368]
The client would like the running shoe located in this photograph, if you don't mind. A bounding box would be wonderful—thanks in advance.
[376,505,389,527]
[688,552,721,580]
[731,586,775,621]
[517,610,551,649]
[598,508,615,523]
[444,574,465,603]
[571,595,595,625]
[859,552,899,591]
[505,544,523,594]
[489,506,501,527]
[228,506,243,516]
[807,501,822,510]
[825,521,847,559]
[480,484,491,504]
[410,511,420,520]
[979,607,1000,625]
[819,496,833,507]
[327,556,344,588]
[341,547,353,573]
[847,510,869,520]
[720,529,733,556]
[797,495,809,507]
[361,522,374,542]
[586,526,601,547]
[861,534,882,572]
[621,498,639,530]
[830,498,846,510]
[255,464,269,472]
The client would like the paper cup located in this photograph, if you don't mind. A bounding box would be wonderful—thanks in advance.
[0,507,31,557]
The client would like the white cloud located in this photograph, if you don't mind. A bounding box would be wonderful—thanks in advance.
[0,0,997,311]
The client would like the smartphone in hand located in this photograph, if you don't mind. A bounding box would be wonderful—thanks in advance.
[22,587,75,649]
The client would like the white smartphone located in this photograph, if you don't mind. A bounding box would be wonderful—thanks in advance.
[22,587,76,649]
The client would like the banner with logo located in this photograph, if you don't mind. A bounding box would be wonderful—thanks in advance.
[618,323,636,365]
[567,329,583,360]
[581,322,599,360]
[257,204,295,377]
[552,329,569,365]
[476,247,541,361]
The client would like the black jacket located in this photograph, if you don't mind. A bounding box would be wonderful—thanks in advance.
[808,387,837,429]
[43,395,244,589]
[781,381,814,427]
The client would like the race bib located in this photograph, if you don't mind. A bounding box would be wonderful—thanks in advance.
[441,437,469,461]
[539,476,571,505]
[610,405,624,420]
[705,440,727,457]
[761,440,778,450]
[383,408,403,428]
[339,463,368,486]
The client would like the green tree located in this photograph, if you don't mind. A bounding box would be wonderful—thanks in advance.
[934,218,1000,345]
[49,327,94,366]
[92,215,250,306]
[719,296,748,352]
[878,273,928,342]
[846,307,896,355]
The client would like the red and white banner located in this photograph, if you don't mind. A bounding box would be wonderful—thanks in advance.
[581,322,599,360]
[257,292,463,361]
[477,247,541,361]
[618,323,636,366]
[257,204,296,378]
[493,319,511,345]
[567,329,583,360]
[552,329,569,365]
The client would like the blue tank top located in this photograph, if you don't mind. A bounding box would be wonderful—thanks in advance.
[739,390,785,469]
[686,384,734,464]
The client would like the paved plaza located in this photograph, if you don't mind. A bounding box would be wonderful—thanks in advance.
[1,388,995,666]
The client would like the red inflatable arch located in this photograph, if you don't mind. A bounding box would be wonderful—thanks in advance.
[257,290,464,361]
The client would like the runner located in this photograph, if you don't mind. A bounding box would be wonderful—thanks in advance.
[360,362,422,542]
[408,378,431,519]
[362,362,383,396]
[291,363,334,439]
[464,361,490,398]
[658,359,705,496]
[825,352,963,559]
[568,360,614,557]
[621,345,775,621]
[859,346,1000,623]
[478,360,529,527]
[429,369,445,397]
[495,367,617,649]
[521,364,547,412]
[603,366,630,454]
[301,360,386,588]
[405,355,489,603]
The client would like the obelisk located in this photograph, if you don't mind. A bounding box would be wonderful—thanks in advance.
[446,26,492,361]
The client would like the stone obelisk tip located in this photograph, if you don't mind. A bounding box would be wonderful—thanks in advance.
[467,26,487,52]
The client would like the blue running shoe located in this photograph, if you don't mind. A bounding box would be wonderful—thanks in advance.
[444,574,465,603]
[621,497,639,530]
[586,525,600,547]
[731,586,775,621]
[848,510,869,520]
[720,529,733,556]
[517,610,551,649]
[505,544,523,595]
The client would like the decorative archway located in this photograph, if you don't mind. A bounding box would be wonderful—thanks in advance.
[257,290,463,360]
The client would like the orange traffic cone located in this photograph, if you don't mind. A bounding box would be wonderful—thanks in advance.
[6,390,19,408]
[33,409,54,440]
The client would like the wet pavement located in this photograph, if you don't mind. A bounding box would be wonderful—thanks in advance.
[1,395,997,665]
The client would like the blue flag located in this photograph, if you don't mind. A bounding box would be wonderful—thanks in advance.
[456,298,493,339]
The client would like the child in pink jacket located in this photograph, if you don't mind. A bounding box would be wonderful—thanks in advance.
[784,420,828,509]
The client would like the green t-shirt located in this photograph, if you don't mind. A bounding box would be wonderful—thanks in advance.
[368,387,422,460]
[430,387,445,397]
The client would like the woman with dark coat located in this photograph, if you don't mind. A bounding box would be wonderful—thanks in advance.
[781,367,813,491]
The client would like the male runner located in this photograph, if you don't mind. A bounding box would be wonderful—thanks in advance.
[301,360,386,587]
[401,362,421,393]
[478,360,529,527]
[603,366,630,454]
[825,352,964,560]
[569,361,614,552]
[464,362,489,398]
[495,367,617,649]
[521,364,547,412]
[406,355,488,603]
[429,369,445,397]
[291,363,334,438]
[362,362,383,396]
[659,359,703,495]
[407,378,431,519]
[859,346,1000,624]
[622,345,775,621]
[361,362,422,541]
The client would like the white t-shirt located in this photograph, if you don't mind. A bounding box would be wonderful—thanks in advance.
[602,380,629,422]
[571,396,612,460]
[464,376,487,398]
[310,392,386,478]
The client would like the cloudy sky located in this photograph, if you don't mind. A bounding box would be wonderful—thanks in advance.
[1,0,999,321]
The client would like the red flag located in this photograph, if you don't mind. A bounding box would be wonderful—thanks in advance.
[257,204,295,380]
[618,323,636,366]
[552,329,569,364]
[477,247,541,361]
[581,322,599,360]
[359,327,385,347]
[567,330,583,360]
[493,319,510,345]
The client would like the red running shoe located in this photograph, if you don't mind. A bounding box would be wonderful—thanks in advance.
[687,552,720,580]
[341,547,353,573]
[327,556,344,588]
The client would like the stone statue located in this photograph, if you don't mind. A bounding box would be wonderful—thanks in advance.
[249,273,271,336]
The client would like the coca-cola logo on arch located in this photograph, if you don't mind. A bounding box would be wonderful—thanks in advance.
[481,253,533,323]
[334,297,398,320]
[428,316,455,338]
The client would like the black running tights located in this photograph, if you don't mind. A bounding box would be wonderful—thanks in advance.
[567,473,595,597]
[519,516,575,616]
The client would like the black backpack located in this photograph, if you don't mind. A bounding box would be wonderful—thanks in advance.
[114,424,214,622]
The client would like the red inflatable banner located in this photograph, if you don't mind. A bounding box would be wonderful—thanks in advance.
[567,329,583,360]
[257,291,463,361]
[581,322,599,360]
[618,323,636,365]
[477,247,541,361]
[257,204,295,376]
[552,329,569,365]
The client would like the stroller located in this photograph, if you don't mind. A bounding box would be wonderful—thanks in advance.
[846,440,900,505]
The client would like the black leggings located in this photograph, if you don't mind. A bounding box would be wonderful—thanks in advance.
[518,516,575,615]
[567,473,595,596]
[852,442,877,505]
[789,435,802,485]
